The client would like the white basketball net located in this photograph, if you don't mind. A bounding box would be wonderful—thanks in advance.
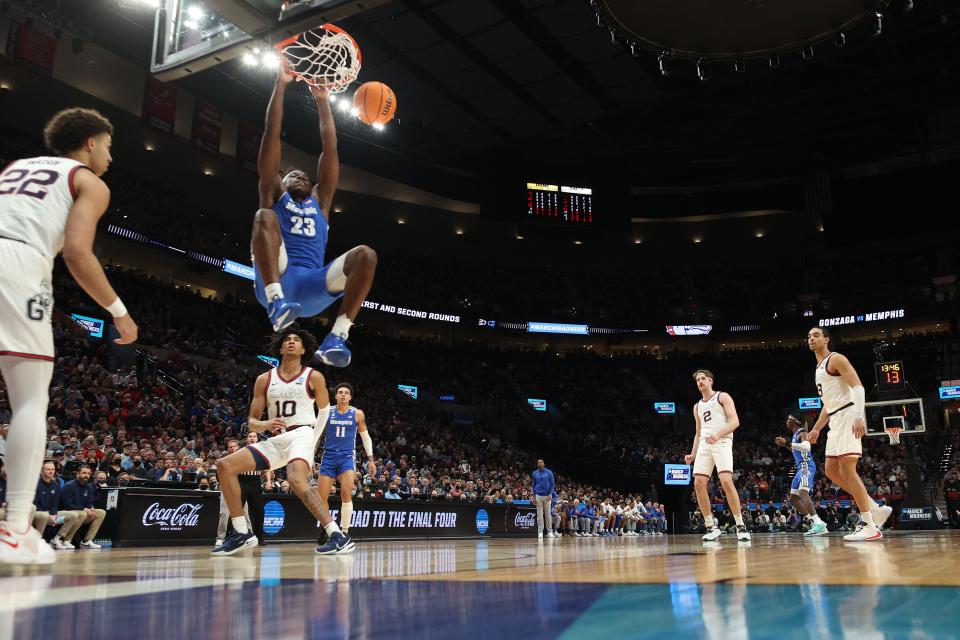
[885,427,902,445]
[279,27,361,94]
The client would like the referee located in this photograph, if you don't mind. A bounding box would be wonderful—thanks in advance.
[215,435,265,546]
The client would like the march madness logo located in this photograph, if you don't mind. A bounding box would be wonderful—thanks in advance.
[475,509,489,534]
[263,500,286,535]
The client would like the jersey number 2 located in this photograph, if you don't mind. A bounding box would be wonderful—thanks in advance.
[0,169,60,200]
[703,411,712,422]
[290,216,316,237]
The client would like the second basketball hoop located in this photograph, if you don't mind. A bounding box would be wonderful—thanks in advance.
[275,24,361,93]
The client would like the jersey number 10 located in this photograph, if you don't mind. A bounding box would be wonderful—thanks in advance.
[274,400,296,417]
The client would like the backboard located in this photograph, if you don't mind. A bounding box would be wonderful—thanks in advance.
[865,398,926,437]
[151,0,388,80]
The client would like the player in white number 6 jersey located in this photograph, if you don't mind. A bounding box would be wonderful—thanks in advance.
[213,327,349,556]
[685,369,751,542]
[806,327,892,541]
[0,108,138,565]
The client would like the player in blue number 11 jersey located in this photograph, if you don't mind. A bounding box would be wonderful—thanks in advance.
[314,382,376,554]
[252,56,377,367]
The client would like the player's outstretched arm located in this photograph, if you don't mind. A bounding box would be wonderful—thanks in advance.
[258,58,294,207]
[807,407,829,444]
[309,83,338,216]
[63,170,137,345]
[248,373,285,433]
[684,409,701,464]
[357,409,376,476]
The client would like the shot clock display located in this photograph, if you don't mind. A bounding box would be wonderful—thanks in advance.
[526,182,593,225]
[875,361,906,392]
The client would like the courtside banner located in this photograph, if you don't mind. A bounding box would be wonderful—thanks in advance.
[260,496,536,542]
[114,488,220,547]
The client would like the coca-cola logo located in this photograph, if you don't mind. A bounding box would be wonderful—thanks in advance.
[514,512,536,528]
[142,502,203,530]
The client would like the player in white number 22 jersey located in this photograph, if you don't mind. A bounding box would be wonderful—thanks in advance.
[685,369,751,542]
[806,327,892,541]
[0,108,138,565]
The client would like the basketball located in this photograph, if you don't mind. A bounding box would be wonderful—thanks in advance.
[353,81,397,125]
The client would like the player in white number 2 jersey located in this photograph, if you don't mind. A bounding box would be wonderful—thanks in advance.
[685,369,751,542]
[806,327,892,541]
[0,108,138,565]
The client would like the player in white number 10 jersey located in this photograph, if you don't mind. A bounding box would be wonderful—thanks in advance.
[214,328,353,556]
[685,369,751,542]
[0,108,138,565]
[806,327,892,541]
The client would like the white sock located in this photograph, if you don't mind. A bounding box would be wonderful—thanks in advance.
[812,514,824,525]
[733,514,744,527]
[331,314,353,339]
[860,511,876,526]
[704,516,715,529]
[340,501,353,533]
[264,282,284,301]
[866,498,880,512]
[0,357,53,532]
[324,521,342,537]
[232,516,248,534]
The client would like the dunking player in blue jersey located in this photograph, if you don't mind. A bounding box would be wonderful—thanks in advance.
[775,414,828,536]
[315,382,376,554]
[252,57,377,367]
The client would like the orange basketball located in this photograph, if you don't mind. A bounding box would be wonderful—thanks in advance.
[353,81,397,125]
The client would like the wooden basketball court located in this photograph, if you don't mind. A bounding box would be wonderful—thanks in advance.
[4,531,959,638]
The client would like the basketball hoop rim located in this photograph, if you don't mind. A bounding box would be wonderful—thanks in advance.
[273,23,363,66]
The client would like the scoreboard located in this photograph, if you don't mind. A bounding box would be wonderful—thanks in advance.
[875,361,906,393]
[526,182,593,225]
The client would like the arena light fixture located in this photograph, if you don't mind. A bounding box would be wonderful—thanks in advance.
[455,229,464,235]
[337,99,351,113]
[372,122,385,131]
[657,53,670,76]
[186,5,204,21]
[596,0,892,78]
[241,52,257,66]
[696,58,710,82]
[260,51,278,69]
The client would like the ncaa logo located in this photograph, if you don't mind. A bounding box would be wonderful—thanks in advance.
[263,500,285,535]
[475,509,489,534]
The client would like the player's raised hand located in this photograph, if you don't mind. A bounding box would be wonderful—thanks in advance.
[113,313,138,345]
[807,429,820,445]
[309,81,330,102]
[852,418,866,439]
[684,454,694,465]
[277,55,295,85]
